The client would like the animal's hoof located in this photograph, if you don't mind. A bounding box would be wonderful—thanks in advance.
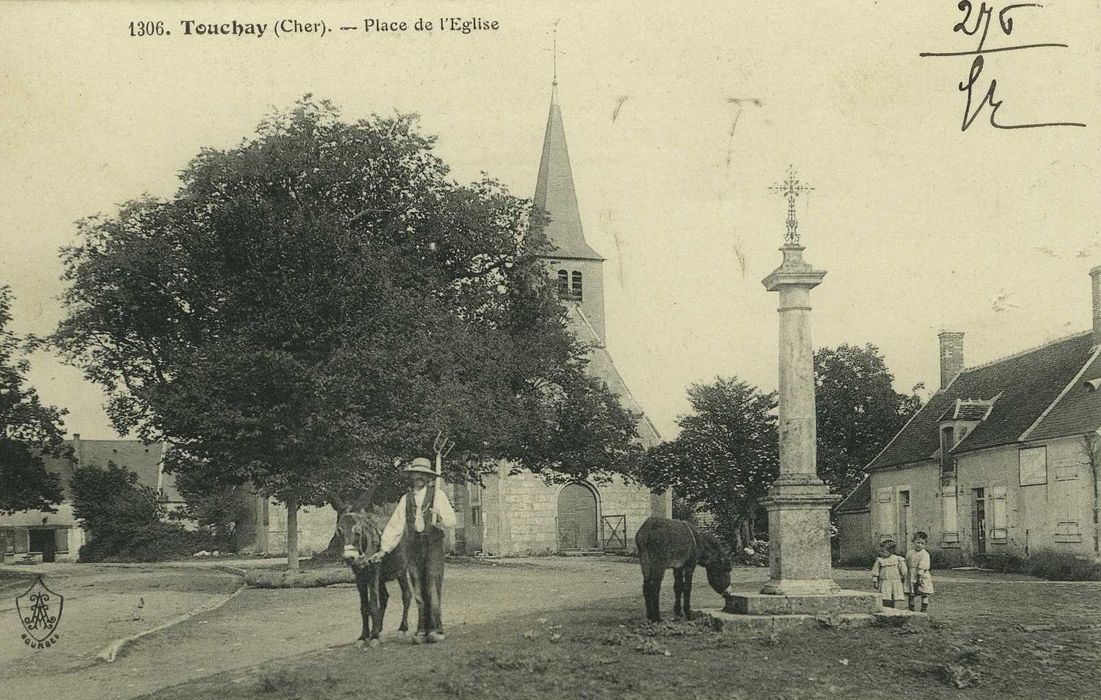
[426,631,446,644]
[369,638,381,649]
[413,633,427,645]
[355,639,366,649]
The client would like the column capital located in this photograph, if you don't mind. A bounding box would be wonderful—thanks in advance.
[762,244,826,293]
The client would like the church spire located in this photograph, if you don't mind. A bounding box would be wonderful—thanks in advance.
[533,83,603,261]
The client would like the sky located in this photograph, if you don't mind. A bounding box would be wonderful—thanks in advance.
[2,0,1100,441]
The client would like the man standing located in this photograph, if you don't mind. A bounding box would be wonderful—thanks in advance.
[370,457,456,643]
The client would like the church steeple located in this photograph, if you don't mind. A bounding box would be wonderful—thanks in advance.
[533,85,603,262]
[533,82,607,346]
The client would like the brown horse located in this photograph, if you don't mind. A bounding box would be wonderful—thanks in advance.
[337,509,414,648]
[635,517,733,622]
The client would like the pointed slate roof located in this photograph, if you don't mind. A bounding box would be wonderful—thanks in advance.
[533,84,603,262]
[567,305,661,448]
[868,331,1101,470]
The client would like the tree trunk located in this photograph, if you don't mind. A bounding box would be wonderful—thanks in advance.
[286,492,299,572]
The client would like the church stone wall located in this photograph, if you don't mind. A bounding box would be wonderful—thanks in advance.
[466,462,661,556]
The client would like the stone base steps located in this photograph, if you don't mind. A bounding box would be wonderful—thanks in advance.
[703,606,930,632]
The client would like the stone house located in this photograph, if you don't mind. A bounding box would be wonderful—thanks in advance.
[837,268,1101,565]
[0,436,178,562]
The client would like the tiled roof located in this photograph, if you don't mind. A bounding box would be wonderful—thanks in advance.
[937,400,994,422]
[74,439,165,491]
[835,475,871,514]
[868,332,1097,470]
[570,306,661,448]
[1026,347,1101,442]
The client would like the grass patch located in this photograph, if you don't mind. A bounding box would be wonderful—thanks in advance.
[244,567,353,588]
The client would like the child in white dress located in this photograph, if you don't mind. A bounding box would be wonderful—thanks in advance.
[871,539,907,608]
[904,531,934,612]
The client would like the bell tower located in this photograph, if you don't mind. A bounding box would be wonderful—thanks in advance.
[532,80,607,346]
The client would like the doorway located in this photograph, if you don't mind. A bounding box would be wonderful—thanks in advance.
[557,483,598,550]
[29,529,56,563]
[971,488,987,556]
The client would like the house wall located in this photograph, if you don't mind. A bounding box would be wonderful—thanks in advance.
[955,435,1098,559]
[836,509,873,564]
[0,504,86,562]
[869,461,943,555]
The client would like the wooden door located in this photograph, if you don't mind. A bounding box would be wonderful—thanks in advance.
[558,483,598,550]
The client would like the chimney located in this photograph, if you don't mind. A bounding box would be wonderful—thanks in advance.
[938,331,965,390]
[1091,266,1101,347]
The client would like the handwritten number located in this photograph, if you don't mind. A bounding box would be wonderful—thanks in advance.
[928,2,1084,131]
[998,4,1043,35]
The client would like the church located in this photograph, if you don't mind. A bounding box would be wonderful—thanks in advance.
[446,80,670,555]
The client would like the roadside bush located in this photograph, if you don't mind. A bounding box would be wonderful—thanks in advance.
[835,552,875,568]
[1026,550,1101,581]
[72,462,218,562]
[930,548,969,570]
[977,553,1027,574]
[735,539,769,567]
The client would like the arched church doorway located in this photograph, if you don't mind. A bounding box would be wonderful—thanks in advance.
[557,482,598,550]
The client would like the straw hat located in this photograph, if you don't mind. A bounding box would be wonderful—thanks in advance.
[403,457,437,477]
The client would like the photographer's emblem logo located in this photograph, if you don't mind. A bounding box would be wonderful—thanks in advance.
[16,576,63,648]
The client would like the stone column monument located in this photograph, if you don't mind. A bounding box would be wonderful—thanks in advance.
[724,168,879,617]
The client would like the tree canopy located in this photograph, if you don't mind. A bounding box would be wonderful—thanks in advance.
[0,285,67,514]
[640,377,778,549]
[814,343,922,495]
[52,98,641,525]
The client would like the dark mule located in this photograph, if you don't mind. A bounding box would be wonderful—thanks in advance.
[635,517,733,622]
[337,509,414,648]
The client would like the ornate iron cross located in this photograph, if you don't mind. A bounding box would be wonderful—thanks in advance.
[544,20,566,84]
[769,166,813,245]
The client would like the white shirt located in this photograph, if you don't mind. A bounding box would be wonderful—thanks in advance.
[379,485,456,554]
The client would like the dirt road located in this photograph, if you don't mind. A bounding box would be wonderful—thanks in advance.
[0,557,710,700]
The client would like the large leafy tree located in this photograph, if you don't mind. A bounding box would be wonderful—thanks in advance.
[815,344,922,495]
[640,377,778,550]
[0,285,67,514]
[52,97,641,569]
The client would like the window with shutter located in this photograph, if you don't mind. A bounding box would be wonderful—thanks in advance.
[1019,446,1047,486]
[557,270,569,297]
[990,486,1008,540]
[1055,476,1082,542]
[875,487,896,542]
[942,490,959,544]
[571,270,583,301]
